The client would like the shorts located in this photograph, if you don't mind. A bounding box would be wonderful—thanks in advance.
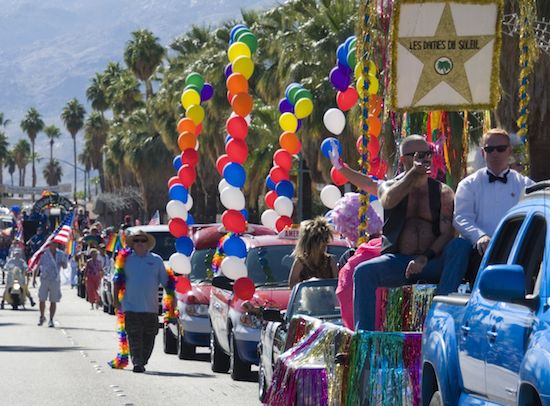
[38,278,62,302]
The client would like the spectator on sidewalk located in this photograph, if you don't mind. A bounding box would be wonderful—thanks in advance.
[84,249,103,310]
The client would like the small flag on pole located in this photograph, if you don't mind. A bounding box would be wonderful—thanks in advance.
[148,210,160,225]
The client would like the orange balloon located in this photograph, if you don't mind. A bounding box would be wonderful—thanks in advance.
[226,73,249,95]
[177,118,196,134]
[369,95,383,117]
[279,131,301,155]
[231,93,253,117]
[178,131,197,151]
[367,116,382,137]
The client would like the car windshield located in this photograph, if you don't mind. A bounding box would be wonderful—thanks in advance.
[149,232,176,261]
[189,248,215,282]
[289,284,340,319]
[246,245,295,285]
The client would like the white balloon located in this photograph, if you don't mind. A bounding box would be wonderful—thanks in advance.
[323,108,346,135]
[169,253,191,275]
[195,140,200,150]
[184,194,193,211]
[370,199,384,221]
[274,196,293,217]
[218,179,230,193]
[245,115,251,124]
[221,187,246,210]
[220,256,248,280]
[320,185,342,209]
[261,209,278,230]
[166,200,188,221]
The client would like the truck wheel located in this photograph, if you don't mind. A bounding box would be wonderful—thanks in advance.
[210,330,230,373]
[177,326,196,360]
[163,324,177,354]
[429,391,442,406]
[230,330,250,381]
[258,361,268,402]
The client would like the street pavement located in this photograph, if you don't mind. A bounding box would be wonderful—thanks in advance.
[0,285,259,406]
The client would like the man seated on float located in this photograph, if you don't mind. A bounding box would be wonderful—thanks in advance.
[334,135,471,331]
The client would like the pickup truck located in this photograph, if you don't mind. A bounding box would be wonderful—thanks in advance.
[422,182,550,405]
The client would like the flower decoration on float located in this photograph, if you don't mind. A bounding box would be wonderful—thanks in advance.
[261,82,313,233]
[167,71,214,293]
[216,24,258,300]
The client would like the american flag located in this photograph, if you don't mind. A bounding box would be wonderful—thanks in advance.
[148,210,160,225]
[28,210,74,271]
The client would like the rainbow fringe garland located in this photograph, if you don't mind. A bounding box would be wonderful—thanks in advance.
[163,267,178,325]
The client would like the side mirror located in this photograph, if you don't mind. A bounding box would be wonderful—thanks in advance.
[262,308,284,323]
[478,265,526,303]
[212,276,234,291]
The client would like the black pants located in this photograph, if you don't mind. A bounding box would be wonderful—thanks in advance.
[125,312,159,367]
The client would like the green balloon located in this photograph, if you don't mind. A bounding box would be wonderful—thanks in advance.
[347,47,357,70]
[294,88,313,102]
[349,37,357,50]
[184,84,201,93]
[236,32,258,54]
[185,72,204,91]
[233,27,251,43]
[288,86,303,105]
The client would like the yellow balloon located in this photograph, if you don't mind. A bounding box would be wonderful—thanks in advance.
[186,104,205,125]
[294,98,313,119]
[356,74,379,97]
[279,112,298,132]
[232,56,254,80]
[181,89,201,110]
[354,61,377,79]
[228,41,251,63]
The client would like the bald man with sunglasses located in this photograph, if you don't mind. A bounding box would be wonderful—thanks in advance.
[454,129,534,259]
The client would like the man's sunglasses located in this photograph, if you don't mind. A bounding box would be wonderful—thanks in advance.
[483,144,509,153]
[404,150,433,159]
[133,239,147,243]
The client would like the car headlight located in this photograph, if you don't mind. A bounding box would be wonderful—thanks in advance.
[240,312,262,328]
[185,304,209,317]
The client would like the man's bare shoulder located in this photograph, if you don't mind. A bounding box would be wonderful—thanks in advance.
[440,183,455,199]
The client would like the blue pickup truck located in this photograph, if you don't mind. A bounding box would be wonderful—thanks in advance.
[422,182,550,406]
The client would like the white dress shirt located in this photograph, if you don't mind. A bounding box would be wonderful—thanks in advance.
[453,167,534,244]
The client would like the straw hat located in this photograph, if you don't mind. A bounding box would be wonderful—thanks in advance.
[126,229,156,251]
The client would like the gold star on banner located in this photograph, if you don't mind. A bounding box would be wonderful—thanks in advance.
[398,3,494,106]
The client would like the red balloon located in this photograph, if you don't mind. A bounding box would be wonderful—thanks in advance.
[336,86,359,112]
[176,276,192,294]
[273,149,292,172]
[169,218,188,238]
[216,154,231,175]
[168,176,182,188]
[265,190,278,209]
[226,116,248,139]
[195,122,203,136]
[227,91,235,104]
[331,167,348,186]
[367,136,380,157]
[368,158,388,179]
[269,166,289,184]
[178,164,196,188]
[233,277,255,301]
[226,138,248,164]
[222,210,247,234]
[275,216,292,232]
[181,148,199,166]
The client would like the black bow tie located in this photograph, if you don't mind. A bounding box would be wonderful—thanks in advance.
[488,170,509,184]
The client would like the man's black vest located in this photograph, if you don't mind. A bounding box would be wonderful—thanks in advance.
[380,178,442,254]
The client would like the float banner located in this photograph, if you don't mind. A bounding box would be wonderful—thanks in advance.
[390,0,503,111]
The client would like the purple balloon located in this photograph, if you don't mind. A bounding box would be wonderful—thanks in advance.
[278,98,294,114]
[224,63,233,78]
[337,62,352,76]
[201,83,214,102]
[296,118,302,132]
[329,66,351,91]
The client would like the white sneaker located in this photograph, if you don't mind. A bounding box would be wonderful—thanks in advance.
[48,320,54,328]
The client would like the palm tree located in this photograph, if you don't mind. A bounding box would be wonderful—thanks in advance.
[84,111,108,192]
[79,147,93,201]
[86,73,109,114]
[0,113,10,128]
[124,29,165,100]
[108,70,144,116]
[4,151,15,186]
[43,159,63,186]
[20,107,44,188]
[13,139,30,187]
[0,132,9,187]
[61,98,86,200]
[43,125,61,161]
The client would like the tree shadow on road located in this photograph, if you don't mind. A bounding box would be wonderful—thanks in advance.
[61,326,114,334]
[0,345,84,352]
[145,370,215,378]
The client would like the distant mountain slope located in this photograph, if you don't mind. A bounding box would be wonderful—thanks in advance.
[0,0,275,185]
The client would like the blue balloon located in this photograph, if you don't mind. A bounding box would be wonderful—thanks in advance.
[240,209,249,221]
[223,162,246,188]
[337,44,349,67]
[225,134,233,144]
[169,184,188,203]
[223,235,247,258]
[187,213,195,225]
[266,175,276,191]
[173,155,182,171]
[276,180,294,198]
[344,36,356,53]
[175,236,194,256]
[230,24,248,41]
[285,83,301,100]
[320,137,342,159]
[369,194,378,202]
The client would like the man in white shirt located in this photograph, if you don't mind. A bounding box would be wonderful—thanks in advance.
[454,128,534,263]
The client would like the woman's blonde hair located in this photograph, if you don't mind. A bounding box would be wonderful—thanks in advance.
[292,216,333,265]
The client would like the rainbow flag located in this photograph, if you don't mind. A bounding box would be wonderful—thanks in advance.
[106,234,117,253]
[66,239,76,256]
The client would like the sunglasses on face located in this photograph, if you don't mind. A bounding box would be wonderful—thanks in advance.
[404,150,433,159]
[133,239,147,243]
[483,144,509,153]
